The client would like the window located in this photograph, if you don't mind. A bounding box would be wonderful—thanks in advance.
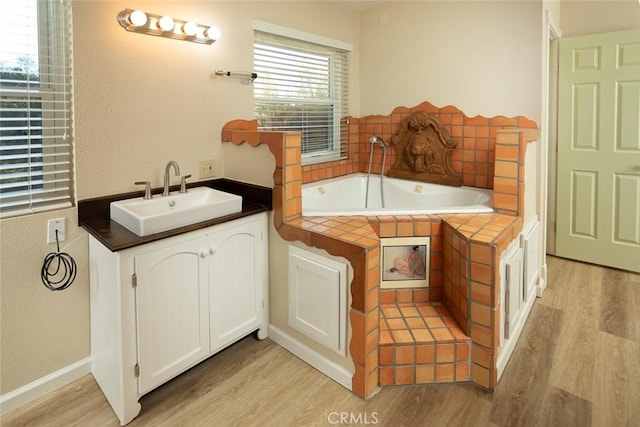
[0,0,74,218]
[253,23,350,165]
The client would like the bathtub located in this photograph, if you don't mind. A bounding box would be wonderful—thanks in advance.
[302,173,493,216]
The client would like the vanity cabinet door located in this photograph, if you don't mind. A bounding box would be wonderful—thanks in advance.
[134,236,210,394]
[209,214,267,353]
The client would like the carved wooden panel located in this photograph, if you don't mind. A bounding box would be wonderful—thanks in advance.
[388,112,462,186]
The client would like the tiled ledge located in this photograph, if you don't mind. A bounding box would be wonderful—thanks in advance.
[379,301,471,386]
[222,117,537,396]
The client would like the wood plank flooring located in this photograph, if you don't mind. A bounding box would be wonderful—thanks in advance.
[2,255,639,427]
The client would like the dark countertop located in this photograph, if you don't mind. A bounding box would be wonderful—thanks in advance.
[79,179,272,252]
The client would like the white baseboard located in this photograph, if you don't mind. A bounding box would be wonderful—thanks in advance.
[0,357,91,416]
[268,325,353,390]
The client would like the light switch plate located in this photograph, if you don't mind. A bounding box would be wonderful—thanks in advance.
[199,159,215,178]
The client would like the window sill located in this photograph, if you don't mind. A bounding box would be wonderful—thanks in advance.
[302,154,348,166]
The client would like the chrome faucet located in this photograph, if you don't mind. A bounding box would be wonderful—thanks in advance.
[369,135,389,147]
[162,161,181,196]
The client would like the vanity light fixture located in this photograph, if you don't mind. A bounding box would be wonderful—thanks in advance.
[117,9,220,45]
[182,21,198,36]
[157,15,175,32]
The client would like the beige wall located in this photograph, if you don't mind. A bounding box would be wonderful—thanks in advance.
[560,0,640,37]
[224,143,275,187]
[358,1,543,122]
[0,208,89,394]
[73,0,361,198]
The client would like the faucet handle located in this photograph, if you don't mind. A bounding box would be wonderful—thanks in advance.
[179,174,192,194]
[134,181,153,200]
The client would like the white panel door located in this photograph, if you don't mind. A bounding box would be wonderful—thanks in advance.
[288,246,347,356]
[209,218,265,352]
[556,28,640,272]
[134,237,210,394]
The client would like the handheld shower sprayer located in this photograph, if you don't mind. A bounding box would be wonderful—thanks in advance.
[369,135,388,147]
[365,135,389,209]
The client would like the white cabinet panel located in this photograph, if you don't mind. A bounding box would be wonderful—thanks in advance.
[209,217,266,352]
[504,247,523,340]
[520,220,540,302]
[288,246,347,356]
[134,237,210,394]
[497,229,537,380]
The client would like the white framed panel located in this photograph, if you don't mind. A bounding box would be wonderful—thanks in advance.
[288,246,348,356]
[520,219,540,302]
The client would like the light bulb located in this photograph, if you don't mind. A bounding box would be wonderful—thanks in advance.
[129,10,147,27]
[182,21,198,36]
[158,16,175,32]
[205,26,221,41]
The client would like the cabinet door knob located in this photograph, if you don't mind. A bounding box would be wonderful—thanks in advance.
[200,250,207,258]
[209,247,217,255]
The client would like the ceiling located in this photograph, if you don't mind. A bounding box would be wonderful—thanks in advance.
[325,1,382,12]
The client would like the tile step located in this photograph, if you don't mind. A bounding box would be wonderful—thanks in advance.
[379,301,471,386]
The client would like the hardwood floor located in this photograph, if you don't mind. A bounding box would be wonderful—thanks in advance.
[3,256,639,427]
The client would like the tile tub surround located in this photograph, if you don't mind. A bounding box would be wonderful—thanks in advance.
[221,112,538,395]
[298,102,537,189]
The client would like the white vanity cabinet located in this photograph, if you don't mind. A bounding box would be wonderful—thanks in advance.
[134,234,211,395]
[89,212,268,425]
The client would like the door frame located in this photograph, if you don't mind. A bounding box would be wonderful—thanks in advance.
[540,9,561,296]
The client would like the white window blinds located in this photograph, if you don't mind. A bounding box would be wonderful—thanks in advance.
[253,29,350,165]
[0,0,74,218]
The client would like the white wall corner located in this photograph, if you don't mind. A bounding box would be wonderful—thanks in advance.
[0,357,91,416]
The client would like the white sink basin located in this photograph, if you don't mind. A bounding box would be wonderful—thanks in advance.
[110,187,242,236]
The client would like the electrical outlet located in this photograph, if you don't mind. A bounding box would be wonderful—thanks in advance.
[199,159,216,178]
[47,218,66,244]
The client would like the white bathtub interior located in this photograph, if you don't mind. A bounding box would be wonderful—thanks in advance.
[302,173,493,216]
